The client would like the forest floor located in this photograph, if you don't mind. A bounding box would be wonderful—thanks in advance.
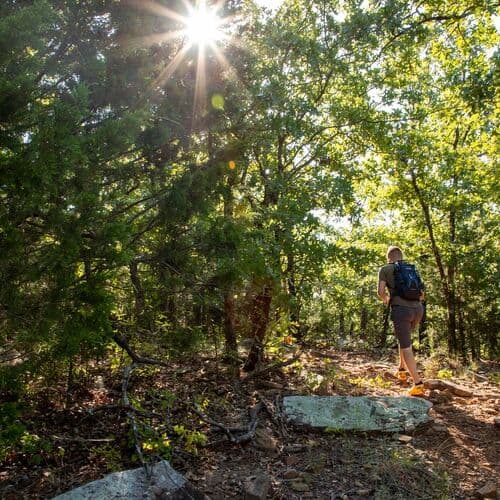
[0,345,498,499]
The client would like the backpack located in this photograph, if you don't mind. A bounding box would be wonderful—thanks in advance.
[392,261,424,301]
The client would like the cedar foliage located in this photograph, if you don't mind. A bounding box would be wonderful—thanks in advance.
[0,0,498,398]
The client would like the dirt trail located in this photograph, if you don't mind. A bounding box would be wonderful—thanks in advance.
[1,349,498,499]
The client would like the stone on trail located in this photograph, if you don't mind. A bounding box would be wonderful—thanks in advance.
[290,480,310,492]
[475,480,497,499]
[283,396,432,433]
[52,460,206,500]
[424,379,474,397]
[254,428,278,452]
[243,472,271,500]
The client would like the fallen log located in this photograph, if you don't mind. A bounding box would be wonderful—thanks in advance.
[423,379,473,397]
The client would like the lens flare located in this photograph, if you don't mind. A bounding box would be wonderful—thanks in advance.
[185,4,222,46]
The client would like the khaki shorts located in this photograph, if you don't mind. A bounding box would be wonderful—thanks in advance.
[391,304,424,349]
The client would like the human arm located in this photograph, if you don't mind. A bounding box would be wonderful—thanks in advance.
[378,280,390,305]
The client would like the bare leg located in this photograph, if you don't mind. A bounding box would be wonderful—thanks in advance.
[400,347,422,384]
[398,348,406,370]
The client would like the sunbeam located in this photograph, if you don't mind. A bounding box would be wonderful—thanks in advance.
[125,0,245,120]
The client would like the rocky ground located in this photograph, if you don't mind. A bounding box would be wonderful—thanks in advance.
[0,347,498,499]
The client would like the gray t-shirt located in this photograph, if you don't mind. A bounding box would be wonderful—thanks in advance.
[378,263,421,308]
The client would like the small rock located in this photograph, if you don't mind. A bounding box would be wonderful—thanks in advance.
[150,485,163,496]
[290,480,309,492]
[437,404,453,413]
[243,472,271,500]
[93,375,105,390]
[475,480,497,498]
[432,424,447,433]
[283,469,300,479]
[284,455,300,466]
[428,390,452,404]
[494,418,500,428]
[254,428,278,452]
[397,435,413,443]
[357,489,371,496]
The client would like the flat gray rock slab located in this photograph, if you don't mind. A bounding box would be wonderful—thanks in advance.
[52,460,206,500]
[283,396,432,433]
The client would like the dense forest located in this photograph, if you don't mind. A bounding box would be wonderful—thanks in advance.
[0,0,498,498]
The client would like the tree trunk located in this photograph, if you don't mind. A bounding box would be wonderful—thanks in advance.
[457,297,466,360]
[222,169,238,359]
[360,287,368,333]
[409,167,458,354]
[286,251,301,338]
[243,284,272,372]
[380,306,389,347]
[129,260,145,317]
[164,294,176,325]
[223,290,238,361]
[339,307,345,336]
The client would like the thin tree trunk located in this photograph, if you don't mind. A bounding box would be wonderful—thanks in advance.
[339,307,345,336]
[360,287,368,333]
[286,252,301,338]
[222,169,238,360]
[243,284,272,372]
[409,167,457,353]
[129,260,145,317]
[223,290,238,361]
[380,306,389,348]
[457,297,466,361]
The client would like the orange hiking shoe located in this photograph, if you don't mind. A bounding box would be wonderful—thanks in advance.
[396,369,408,382]
[407,382,425,397]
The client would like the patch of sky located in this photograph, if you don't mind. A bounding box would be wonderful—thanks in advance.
[367,87,395,113]
[310,208,352,232]
[494,15,499,33]
[332,9,346,24]
[253,0,284,13]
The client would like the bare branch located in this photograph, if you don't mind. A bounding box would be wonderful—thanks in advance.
[113,334,169,368]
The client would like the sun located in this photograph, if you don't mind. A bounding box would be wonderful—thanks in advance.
[126,0,237,117]
[184,2,223,47]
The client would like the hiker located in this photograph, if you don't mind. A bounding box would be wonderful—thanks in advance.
[378,246,425,396]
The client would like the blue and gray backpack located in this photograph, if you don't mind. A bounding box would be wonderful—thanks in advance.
[393,261,425,301]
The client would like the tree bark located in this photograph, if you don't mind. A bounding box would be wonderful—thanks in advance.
[223,290,238,360]
[286,251,301,338]
[129,260,145,317]
[222,169,238,360]
[409,167,458,354]
[243,284,272,372]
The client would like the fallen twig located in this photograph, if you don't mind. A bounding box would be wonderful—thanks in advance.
[51,436,115,443]
[114,334,169,367]
[86,403,165,420]
[256,393,289,438]
[194,402,265,444]
[240,351,303,385]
